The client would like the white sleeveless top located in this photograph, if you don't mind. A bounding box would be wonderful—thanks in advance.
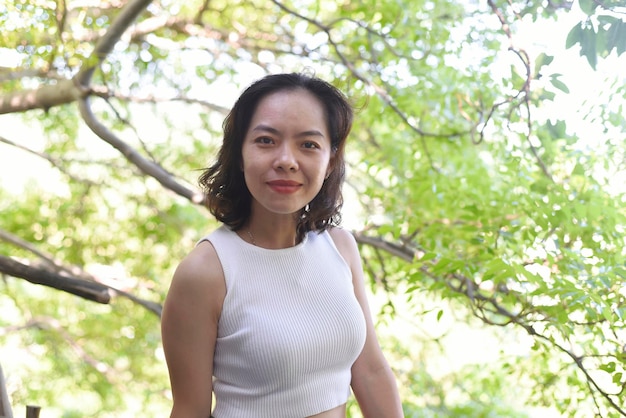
[201,225,367,418]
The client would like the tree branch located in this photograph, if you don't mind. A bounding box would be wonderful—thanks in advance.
[450,274,626,416]
[269,0,468,175]
[74,0,154,87]
[77,96,205,204]
[0,79,79,114]
[0,229,89,279]
[352,231,424,262]
[353,230,625,416]
[0,0,152,115]
[0,135,99,186]
[486,0,554,182]
[0,230,162,316]
[0,254,111,304]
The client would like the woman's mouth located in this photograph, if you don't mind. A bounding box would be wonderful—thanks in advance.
[267,180,302,194]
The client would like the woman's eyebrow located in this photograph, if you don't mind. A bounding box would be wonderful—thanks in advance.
[251,124,280,135]
[251,124,326,138]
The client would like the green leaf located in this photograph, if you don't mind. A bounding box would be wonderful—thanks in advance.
[549,74,570,93]
[534,52,554,78]
[436,309,444,321]
[578,0,599,15]
[612,19,626,55]
[599,361,616,373]
[419,251,438,262]
[580,25,598,69]
[566,22,583,49]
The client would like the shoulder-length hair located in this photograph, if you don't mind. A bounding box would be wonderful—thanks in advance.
[198,73,353,239]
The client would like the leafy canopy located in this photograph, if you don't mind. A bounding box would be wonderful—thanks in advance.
[0,0,625,416]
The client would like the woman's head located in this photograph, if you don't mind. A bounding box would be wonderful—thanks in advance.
[199,73,353,235]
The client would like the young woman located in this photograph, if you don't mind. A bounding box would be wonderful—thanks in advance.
[161,73,403,418]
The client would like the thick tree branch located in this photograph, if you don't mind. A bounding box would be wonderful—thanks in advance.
[77,97,205,204]
[352,231,424,262]
[64,0,205,205]
[0,254,163,317]
[4,0,204,204]
[0,0,152,115]
[0,80,79,114]
[0,230,162,316]
[0,254,111,304]
[0,0,115,111]
[0,229,88,279]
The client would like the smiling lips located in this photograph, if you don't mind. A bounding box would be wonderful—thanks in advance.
[267,180,302,194]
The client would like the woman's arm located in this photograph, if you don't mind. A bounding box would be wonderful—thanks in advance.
[329,228,404,418]
[161,241,225,418]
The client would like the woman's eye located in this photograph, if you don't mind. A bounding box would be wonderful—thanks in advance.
[255,137,273,144]
[302,141,320,149]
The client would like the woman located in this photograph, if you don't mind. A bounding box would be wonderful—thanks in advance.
[161,73,403,418]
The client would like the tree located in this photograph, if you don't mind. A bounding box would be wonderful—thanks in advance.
[1,0,625,416]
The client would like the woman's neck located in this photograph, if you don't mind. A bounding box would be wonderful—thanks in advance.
[245,214,299,249]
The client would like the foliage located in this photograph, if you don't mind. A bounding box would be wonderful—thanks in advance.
[0,0,625,417]
[565,0,626,69]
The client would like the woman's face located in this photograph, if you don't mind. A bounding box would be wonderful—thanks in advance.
[241,88,332,219]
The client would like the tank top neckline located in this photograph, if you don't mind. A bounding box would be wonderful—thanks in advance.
[226,225,311,254]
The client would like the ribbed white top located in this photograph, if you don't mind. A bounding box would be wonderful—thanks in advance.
[202,225,366,418]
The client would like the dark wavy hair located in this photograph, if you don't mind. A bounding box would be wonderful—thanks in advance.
[198,73,353,239]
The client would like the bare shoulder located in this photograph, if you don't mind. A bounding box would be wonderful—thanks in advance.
[174,240,224,285]
[328,227,360,266]
[328,225,355,244]
[164,239,226,315]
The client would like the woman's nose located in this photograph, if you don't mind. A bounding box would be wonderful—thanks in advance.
[274,144,299,171]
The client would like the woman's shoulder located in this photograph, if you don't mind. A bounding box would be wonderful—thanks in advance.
[171,237,225,294]
[327,227,359,264]
[327,226,356,245]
